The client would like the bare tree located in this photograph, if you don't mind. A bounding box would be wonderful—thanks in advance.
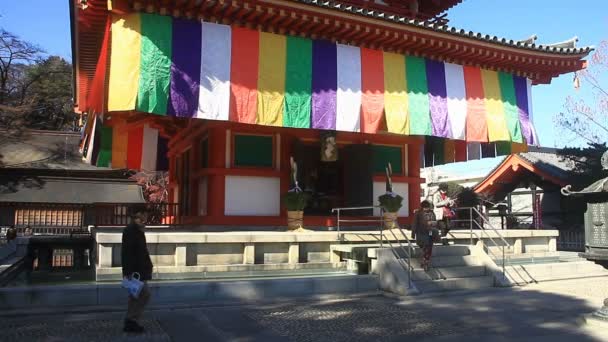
[554,41,608,144]
[0,29,44,104]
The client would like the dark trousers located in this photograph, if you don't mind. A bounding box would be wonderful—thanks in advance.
[422,243,433,265]
[440,218,451,237]
[126,282,151,322]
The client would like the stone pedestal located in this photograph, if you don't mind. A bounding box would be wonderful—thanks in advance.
[586,298,608,328]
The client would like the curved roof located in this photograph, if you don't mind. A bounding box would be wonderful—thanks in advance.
[322,0,464,19]
[298,0,592,56]
[474,149,572,197]
[71,0,592,113]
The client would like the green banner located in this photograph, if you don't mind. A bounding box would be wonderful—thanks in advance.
[406,56,431,135]
[498,72,523,143]
[284,36,312,128]
[137,13,173,115]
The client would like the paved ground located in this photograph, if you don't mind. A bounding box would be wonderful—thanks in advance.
[1,277,608,342]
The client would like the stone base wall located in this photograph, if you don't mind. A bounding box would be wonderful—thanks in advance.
[92,228,558,281]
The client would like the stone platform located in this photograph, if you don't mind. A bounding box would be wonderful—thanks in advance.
[92,228,559,281]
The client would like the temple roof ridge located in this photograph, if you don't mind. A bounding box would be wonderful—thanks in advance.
[517,35,538,45]
[545,36,578,49]
[297,0,594,55]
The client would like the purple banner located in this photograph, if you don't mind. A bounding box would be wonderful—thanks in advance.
[426,59,451,138]
[311,40,337,130]
[168,19,202,118]
[513,76,535,145]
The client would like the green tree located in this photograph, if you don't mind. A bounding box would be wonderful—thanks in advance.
[0,29,76,132]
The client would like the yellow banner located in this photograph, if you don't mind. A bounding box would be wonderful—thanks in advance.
[108,14,141,111]
[383,52,409,134]
[256,32,286,126]
[481,69,510,142]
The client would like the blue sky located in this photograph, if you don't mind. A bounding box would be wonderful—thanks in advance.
[0,1,606,167]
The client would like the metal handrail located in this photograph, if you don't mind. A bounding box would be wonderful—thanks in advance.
[331,205,414,288]
[453,206,512,280]
[331,206,383,243]
[382,208,415,288]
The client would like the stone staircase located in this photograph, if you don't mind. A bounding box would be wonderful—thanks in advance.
[407,245,494,294]
[502,252,608,284]
[374,244,497,295]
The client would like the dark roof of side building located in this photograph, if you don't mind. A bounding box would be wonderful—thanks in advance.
[0,130,144,203]
[0,130,102,170]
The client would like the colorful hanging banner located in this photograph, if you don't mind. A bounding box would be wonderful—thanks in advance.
[361,48,384,134]
[426,59,450,138]
[406,56,432,136]
[480,69,509,142]
[106,14,538,146]
[199,22,231,121]
[168,18,201,118]
[383,52,408,135]
[336,44,361,132]
[108,14,141,111]
[445,63,467,140]
[311,40,337,130]
[284,36,312,129]
[137,14,172,115]
[229,27,259,124]
[257,32,287,126]
[464,66,488,142]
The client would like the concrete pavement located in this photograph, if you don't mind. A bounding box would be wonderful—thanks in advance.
[1,277,608,341]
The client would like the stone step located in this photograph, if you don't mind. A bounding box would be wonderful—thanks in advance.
[97,262,348,281]
[368,245,471,259]
[409,255,482,268]
[411,265,487,281]
[505,261,608,283]
[415,275,494,293]
[513,261,605,274]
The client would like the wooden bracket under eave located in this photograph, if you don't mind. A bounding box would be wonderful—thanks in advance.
[107,0,132,14]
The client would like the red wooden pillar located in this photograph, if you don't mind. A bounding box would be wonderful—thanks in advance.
[408,142,422,216]
[207,126,226,218]
[190,136,200,217]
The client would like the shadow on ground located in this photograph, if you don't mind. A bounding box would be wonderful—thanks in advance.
[0,286,603,342]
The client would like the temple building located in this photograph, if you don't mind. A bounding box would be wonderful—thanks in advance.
[70,0,592,228]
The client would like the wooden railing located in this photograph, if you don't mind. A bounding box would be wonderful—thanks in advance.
[557,230,585,252]
[0,202,183,235]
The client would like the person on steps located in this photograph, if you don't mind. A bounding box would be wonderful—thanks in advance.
[433,183,456,246]
[413,200,438,271]
[122,208,153,334]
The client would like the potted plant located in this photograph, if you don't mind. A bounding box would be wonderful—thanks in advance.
[283,190,310,231]
[378,192,404,229]
[283,157,309,231]
[379,163,403,229]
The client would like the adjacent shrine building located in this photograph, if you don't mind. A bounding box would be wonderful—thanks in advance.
[70,0,591,228]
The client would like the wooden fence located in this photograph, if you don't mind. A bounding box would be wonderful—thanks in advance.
[0,202,182,235]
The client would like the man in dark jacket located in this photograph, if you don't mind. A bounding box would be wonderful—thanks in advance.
[122,209,153,333]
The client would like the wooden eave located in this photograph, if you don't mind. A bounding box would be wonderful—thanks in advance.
[72,0,592,112]
[474,155,568,195]
[322,0,463,20]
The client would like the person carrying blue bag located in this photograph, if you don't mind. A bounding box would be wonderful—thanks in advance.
[121,207,153,334]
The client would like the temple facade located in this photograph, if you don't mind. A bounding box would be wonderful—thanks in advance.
[70,0,592,228]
